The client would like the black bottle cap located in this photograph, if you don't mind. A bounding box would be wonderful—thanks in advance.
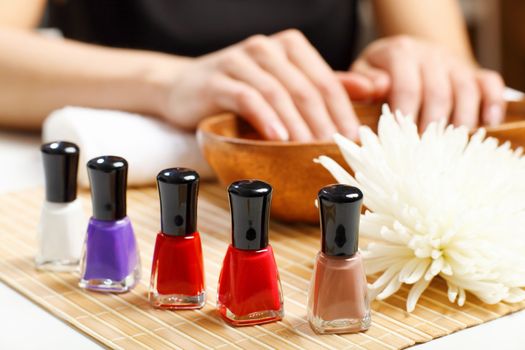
[228,180,272,251]
[87,156,128,221]
[318,184,363,257]
[41,141,79,203]
[157,168,199,236]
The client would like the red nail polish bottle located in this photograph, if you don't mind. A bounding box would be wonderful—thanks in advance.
[217,180,284,326]
[149,168,205,309]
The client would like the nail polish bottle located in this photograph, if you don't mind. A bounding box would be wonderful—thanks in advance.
[79,156,141,293]
[36,141,85,271]
[149,168,206,309]
[307,184,371,334]
[217,180,283,326]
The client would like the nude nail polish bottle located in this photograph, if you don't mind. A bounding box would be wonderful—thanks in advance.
[307,184,371,334]
[36,141,85,271]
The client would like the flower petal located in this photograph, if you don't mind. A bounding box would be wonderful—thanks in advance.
[407,277,432,312]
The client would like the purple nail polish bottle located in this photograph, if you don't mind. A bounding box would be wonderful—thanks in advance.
[79,156,141,293]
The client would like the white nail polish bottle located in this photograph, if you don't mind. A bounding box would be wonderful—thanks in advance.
[36,141,85,271]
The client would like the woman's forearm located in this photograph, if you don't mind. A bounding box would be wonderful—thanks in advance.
[371,0,474,62]
[0,27,188,130]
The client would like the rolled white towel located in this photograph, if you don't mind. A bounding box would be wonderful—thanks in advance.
[43,106,214,187]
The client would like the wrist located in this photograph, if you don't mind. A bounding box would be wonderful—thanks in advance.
[132,52,191,119]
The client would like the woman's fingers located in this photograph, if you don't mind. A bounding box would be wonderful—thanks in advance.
[388,57,421,119]
[336,71,376,101]
[350,59,390,100]
[242,34,338,140]
[388,64,421,119]
[351,35,508,131]
[477,69,505,126]
[209,73,292,141]
[362,37,422,118]
[419,55,453,130]
[176,31,509,141]
[220,49,312,141]
[450,68,480,128]
[272,30,360,139]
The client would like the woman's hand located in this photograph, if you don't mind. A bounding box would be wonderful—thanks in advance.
[339,35,506,130]
[162,29,359,141]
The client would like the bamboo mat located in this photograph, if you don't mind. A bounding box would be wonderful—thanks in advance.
[0,183,524,350]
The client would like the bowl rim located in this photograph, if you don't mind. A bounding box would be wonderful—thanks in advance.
[197,113,339,147]
[197,110,525,147]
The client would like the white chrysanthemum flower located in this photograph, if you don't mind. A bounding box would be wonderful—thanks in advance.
[315,105,525,312]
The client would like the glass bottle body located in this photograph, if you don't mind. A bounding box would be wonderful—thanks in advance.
[217,244,283,326]
[149,231,206,309]
[307,251,370,334]
[36,198,85,271]
[79,216,141,293]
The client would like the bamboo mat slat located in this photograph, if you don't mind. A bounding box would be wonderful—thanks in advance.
[0,183,524,350]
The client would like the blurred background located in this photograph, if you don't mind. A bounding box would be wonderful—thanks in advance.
[357,0,525,92]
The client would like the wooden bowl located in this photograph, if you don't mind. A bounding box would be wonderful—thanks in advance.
[197,102,525,223]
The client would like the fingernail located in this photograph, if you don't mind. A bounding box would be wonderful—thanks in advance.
[266,123,289,141]
[485,104,503,127]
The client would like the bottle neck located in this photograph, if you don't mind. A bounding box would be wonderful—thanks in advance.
[319,250,359,260]
[159,230,198,238]
[88,215,130,227]
[230,243,271,254]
